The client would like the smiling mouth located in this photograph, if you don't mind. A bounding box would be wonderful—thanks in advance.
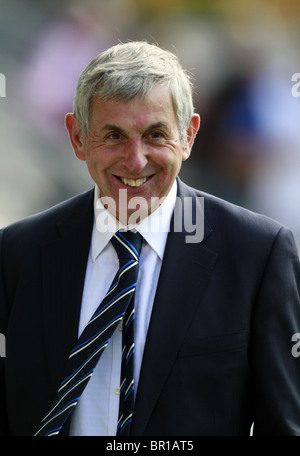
[117,176,150,187]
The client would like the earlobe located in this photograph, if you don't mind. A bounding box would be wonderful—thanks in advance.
[65,113,86,161]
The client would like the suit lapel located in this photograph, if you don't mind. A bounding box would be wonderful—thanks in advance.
[132,180,218,435]
[41,190,94,391]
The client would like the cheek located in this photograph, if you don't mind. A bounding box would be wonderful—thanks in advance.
[163,150,185,174]
[152,144,183,168]
[85,148,110,173]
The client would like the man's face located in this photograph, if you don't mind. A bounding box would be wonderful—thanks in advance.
[66,84,199,224]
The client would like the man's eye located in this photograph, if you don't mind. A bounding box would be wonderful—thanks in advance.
[107,133,122,140]
[149,131,165,140]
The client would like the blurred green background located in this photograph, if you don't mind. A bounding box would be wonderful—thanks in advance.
[1,0,300,250]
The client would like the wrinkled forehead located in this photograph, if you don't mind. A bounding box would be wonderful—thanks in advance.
[89,85,178,134]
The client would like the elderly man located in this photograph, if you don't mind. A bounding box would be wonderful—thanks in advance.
[1,41,300,436]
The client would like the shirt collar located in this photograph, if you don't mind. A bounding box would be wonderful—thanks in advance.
[91,181,177,262]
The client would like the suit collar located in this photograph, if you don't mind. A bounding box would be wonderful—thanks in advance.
[41,190,94,391]
[55,189,95,238]
[132,179,218,435]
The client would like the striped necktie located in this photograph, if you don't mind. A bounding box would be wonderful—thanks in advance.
[33,230,143,436]
[116,269,136,435]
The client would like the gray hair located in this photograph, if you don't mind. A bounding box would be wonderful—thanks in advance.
[73,41,195,143]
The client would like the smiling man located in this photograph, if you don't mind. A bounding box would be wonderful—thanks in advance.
[1,41,300,436]
[66,83,199,224]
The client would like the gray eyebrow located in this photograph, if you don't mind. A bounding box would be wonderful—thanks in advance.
[102,124,125,133]
[102,122,170,134]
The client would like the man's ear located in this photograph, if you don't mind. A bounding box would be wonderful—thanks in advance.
[182,113,201,161]
[65,113,86,161]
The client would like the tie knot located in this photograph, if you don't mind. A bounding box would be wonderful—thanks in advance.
[111,230,143,262]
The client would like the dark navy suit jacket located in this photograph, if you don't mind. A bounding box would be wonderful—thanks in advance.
[1,179,300,435]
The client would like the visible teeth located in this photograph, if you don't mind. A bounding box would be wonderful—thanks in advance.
[120,177,148,187]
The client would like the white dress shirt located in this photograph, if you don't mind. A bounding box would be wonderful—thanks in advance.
[69,181,177,436]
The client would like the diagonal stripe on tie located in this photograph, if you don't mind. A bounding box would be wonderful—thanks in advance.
[116,288,136,435]
[33,230,143,436]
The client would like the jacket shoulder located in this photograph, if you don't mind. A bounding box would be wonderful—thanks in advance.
[177,178,288,243]
[1,189,94,246]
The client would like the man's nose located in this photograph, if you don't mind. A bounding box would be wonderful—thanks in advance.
[122,138,148,173]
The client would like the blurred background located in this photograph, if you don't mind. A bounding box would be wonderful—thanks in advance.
[1,0,300,251]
